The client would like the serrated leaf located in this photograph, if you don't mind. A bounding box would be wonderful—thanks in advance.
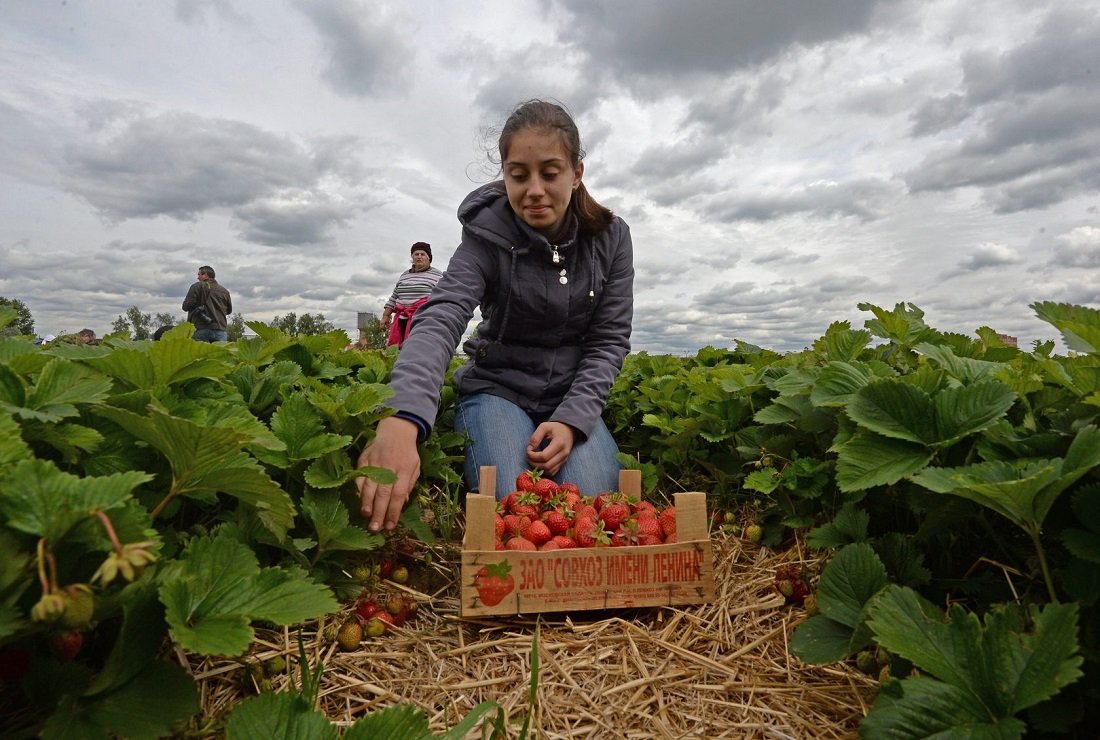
[84,661,200,740]
[806,505,870,549]
[816,543,888,629]
[160,534,338,656]
[0,459,151,541]
[833,431,933,491]
[269,393,351,461]
[790,615,856,664]
[810,361,877,407]
[915,342,1001,384]
[13,358,114,422]
[743,468,779,494]
[932,381,1017,445]
[867,588,1082,722]
[912,427,1100,534]
[0,408,32,465]
[861,674,1025,739]
[847,380,934,443]
[95,406,295,539]
[1063,528,1100,563]
[300,489,383,554]
[1031,301,1100,355]
[225,692,339,740]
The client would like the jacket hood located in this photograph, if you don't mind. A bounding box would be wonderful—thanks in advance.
[458,181,580,257]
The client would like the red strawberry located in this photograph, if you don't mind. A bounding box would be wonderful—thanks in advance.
[540,541,561,551]
[494,514,506,540]
[506,537,537,551]
[533,477,559,501]
[599,501,630,530]
[510,492,542,518]
[502,514,528,538]
[637,533,663,546]
[53,630,84,662]
[550,535,577,549]
[634,500,658,517]
[474,562,514,607]
[593,492,613,512]
[541,509,571,535]
[558,481,581,497]
[573,503,598,520]
[658,507,677,538]
[574,517,610,548]
[515,469,542,493]
[522,519,552,546]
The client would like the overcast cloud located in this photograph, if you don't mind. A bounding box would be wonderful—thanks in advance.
[2,0,1098,353]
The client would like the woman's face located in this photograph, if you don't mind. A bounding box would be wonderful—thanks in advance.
[503,128,583,238]
[410,250,431,270]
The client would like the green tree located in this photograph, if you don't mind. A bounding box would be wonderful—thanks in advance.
[227,313,247,341]
[354,312,388,349]
[269,312,335,336]
[112,306,154,340]
[0,296,35,337]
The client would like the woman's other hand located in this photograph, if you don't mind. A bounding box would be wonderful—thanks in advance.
[355,416,421,532]
[526,421,575,476]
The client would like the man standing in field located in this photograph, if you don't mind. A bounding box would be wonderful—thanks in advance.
[183,265,233,342]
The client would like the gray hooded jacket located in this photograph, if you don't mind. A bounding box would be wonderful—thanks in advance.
[387,182,634,440]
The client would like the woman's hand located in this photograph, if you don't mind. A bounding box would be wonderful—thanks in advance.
[526,421,575,476]
[355,416,421,532]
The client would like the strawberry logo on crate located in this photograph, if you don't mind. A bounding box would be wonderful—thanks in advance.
[473,561,514,606]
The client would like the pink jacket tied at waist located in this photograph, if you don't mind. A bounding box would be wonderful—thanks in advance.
[387,296,430,347]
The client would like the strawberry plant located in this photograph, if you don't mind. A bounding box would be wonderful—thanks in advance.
[0,318,465,736]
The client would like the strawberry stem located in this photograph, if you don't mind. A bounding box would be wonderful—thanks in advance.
[36,538,53,595]
[96,510,125,556]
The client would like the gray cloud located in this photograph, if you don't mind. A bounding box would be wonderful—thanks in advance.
[704,178,901,222]
[1051,226,1100,269]
[61,108,367,245]
[907,6,1100,211]
[293,0,415,98]
[553,0,889,80]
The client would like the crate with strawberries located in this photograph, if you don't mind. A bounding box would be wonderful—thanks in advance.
[460,466,715,617]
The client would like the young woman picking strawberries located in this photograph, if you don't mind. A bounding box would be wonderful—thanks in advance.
[356,99,634,533]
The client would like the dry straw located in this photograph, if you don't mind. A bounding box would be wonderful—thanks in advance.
[184,531,877,738]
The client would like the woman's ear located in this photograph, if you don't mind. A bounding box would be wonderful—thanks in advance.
[572,161,584,190]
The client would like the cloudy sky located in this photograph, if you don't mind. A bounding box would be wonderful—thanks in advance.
[2,0,1098,353]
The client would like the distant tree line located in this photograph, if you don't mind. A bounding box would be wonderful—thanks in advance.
[0,296,386,347]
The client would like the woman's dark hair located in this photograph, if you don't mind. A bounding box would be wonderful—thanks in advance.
[497,99,614,237]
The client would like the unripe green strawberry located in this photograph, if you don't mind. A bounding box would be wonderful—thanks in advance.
[855,650,877,675]
[264,656,287,676]
[803,593,818,616]
[351,564,375,583]
[878,665,891,683]
[322,624,338,643]
[744,524,763,543]
[336,620,362,652]
[59,585,95,630]
[364,617,387,638]
[391,565,409,584]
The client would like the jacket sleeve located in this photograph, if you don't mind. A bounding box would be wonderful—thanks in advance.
[182,282,202,312]
[385,238,492,431]
[550,219,634,439]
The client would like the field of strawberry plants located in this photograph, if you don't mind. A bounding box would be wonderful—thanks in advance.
[1,300,1098,738]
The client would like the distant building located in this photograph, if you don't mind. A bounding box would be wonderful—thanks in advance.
[997,333,1018,348]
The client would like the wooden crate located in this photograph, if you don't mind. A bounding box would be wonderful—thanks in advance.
[460,466,715,617]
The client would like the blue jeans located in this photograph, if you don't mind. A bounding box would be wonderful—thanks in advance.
[454,392,621,499]
[193,328,228,343]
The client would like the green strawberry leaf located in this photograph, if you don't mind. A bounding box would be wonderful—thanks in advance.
[789,614,857,664]
[867,587,1082,721]
[10,357,114,422]
[815,542,888,629]
[300,489,383,554]
[805,504,870,550]
[95,405,295,540]
[1031,301,1100,355]
[269,392,352,462]
[833,431,933,491]
[862,674,1026,739]
[225,692,339,740]
[160,534,338,656]
[0,459,151,541]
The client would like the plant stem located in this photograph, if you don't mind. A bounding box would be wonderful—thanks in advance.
[150,483,181,521]
[96,510,125,555]
[36,538,53,594]
[1027,525,1058,603]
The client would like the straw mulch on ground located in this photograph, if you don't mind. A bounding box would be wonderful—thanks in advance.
[184,531,877,738]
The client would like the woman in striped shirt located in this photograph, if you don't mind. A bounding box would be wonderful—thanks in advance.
[381,242,444,347]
